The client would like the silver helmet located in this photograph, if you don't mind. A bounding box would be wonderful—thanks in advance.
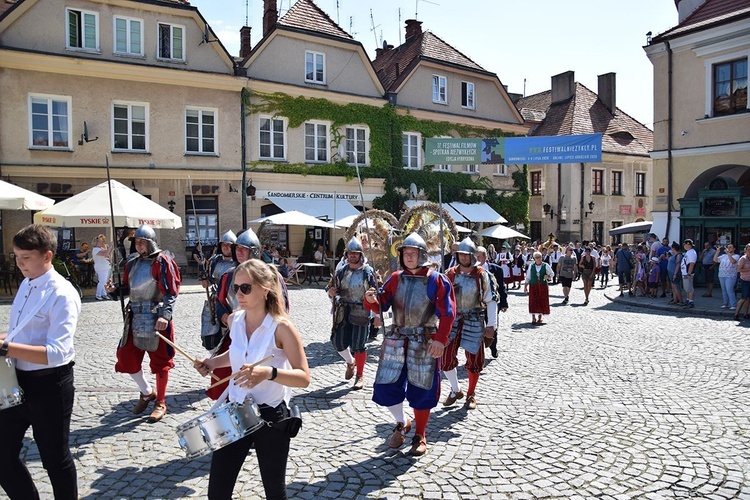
[456,237,477,266]
[133,224,160,255]
[345,237,364,255]
[397,232,430,268]
[233,228,260,260]
[220,230,237,244]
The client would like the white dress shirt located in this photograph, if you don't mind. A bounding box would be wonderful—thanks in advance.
[9,267,80,371]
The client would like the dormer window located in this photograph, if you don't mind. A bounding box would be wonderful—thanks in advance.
[66,8,99,51]
[158,23,184,61]
[432,75,447,104]
[114,16,143,56]
[305,51,325,84]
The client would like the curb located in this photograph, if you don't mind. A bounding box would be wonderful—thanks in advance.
[603,292,738,319]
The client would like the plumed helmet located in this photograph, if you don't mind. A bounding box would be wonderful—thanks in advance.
[220,230,237,244]
[133,224,160,255]
[397,232,429,268]
[233,228,260,260]
[345,237,364,255]
[456,237,477,266]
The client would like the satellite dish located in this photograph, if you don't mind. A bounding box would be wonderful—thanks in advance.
[79,120,98,145]
[200,23,217,45]
[409,183,418,199]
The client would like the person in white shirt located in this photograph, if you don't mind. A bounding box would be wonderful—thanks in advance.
[196,259,310,499]
[548,244,562,284]
[0,224,81,500]
[91,233,112,300]
[713,243,740,309]
[681,239,698,309]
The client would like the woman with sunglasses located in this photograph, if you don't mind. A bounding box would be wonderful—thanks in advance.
[523,251,554,324]
[196,259,310,500]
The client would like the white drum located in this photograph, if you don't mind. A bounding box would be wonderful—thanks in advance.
[175,419,211,459]
[175,397,266,459]
[0,356,23,411]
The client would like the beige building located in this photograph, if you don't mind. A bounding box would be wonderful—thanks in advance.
[372,18,528,185]
[645,0,750,246]
[0,0,246,263]
[516,71,654,245]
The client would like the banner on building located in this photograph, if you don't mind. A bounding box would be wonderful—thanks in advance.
[424,134,602,165]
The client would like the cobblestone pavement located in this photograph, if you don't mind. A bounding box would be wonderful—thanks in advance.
[1,280,749,499]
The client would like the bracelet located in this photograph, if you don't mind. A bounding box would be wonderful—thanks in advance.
[0,339,9,357]
[269,366,278,381]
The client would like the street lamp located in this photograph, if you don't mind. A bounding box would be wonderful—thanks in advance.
[543,202,555,219]
[584,200,595,217]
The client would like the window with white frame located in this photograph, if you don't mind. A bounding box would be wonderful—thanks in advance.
[158,23,184,60]
[113,102,148,151]
[305,51,325,84]
[28,94,72,149]
[114,16,143,56]
[185,108,216,154]
[713,58,748,116]
[433,164,451,172]
[495,164,508,176]
[635,172,646,196]
[432,75,447,104]
[259,117,286,160]
[464,164,478,174]
[304,121,329,162]
[461,81,475,109]
[66,8,98,51]
[592,169,604,195]
[402,133,421,169]
[344,126,367,166]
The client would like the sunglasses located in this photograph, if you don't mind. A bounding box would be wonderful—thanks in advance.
[233,283,253,295]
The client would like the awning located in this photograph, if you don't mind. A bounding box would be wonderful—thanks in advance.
[266,196,360,227]
[449,202,507,224]
[403,200,507,224]
[609,220,653,236]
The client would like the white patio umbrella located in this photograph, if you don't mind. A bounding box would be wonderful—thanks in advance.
[0,180,55,210]
[33,179,182,229]
[250,210,337,228]
[478,224,530,240]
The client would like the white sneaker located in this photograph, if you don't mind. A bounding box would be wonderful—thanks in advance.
[720,305,728,309]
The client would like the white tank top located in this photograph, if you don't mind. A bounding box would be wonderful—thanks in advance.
[228,311,291,408]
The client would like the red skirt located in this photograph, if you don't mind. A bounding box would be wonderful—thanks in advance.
[528,282,550,315]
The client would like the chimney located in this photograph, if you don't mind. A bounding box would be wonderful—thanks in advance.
[239,26,252,59]
[597,72,616,114]
[551,71,575,104]
[404,19,422,41]
[263,0,277,37]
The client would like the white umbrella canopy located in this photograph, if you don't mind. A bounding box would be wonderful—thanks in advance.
[250,210,337,228]
[0,180,55,210]
[478,224,530,240]
[33,180,182,229]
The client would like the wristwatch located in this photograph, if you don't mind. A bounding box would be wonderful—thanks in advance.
[0,340,9,357]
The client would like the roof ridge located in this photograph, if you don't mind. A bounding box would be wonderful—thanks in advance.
[422,31,487,72]
[279,0,352,39]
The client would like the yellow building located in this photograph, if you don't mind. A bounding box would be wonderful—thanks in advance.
[645,0,750,246]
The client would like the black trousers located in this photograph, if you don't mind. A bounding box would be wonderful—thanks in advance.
[0,363,77,500]
[208,403,291,500]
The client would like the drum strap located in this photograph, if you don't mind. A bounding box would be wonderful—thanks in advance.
[7,281,58,343]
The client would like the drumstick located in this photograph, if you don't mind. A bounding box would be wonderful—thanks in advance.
[153,331,220,381]
[207,354,275,390]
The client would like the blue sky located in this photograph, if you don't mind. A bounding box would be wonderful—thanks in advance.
[191,0,679,129]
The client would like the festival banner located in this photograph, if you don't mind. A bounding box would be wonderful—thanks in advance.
[424,134,602,165]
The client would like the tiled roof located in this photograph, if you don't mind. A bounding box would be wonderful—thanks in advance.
[0,0,17,17]
[653,0,750,41]
[516,83,654,156]
[278,0,352,40]
[373,31,488,92]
